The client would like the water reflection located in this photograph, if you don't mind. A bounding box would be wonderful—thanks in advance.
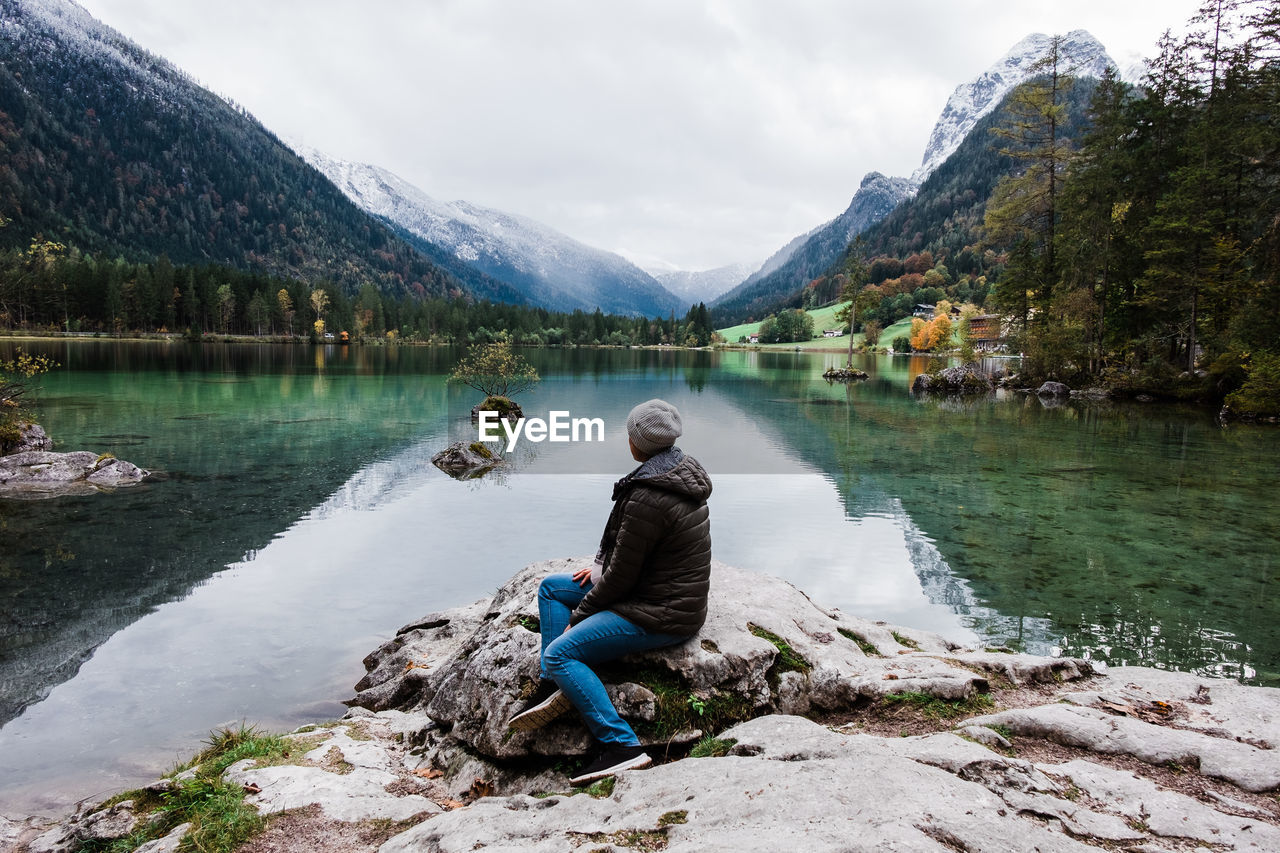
[0,341,1277,815]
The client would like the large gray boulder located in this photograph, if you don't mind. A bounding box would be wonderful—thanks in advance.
[0,450,150,498]
[349,557,1090,763]
[1036,380,1072,397]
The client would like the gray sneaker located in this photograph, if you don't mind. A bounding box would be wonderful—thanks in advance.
[508,681,572,731]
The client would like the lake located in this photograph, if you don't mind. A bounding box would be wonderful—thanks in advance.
[1,339,1277,816]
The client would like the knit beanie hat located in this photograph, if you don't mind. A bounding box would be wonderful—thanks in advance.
[626,399,683,455]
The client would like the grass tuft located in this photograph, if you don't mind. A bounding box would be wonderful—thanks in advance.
[891,631,921,650]
[77,725,296,853]
[748,624,810,672]
[582,776,616,797]
[689,736,737,758]
[609,666,753,741]
[879,691,994,721]
[838,627,881,656]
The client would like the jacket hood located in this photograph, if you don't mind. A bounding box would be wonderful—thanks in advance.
[616,446,712,501]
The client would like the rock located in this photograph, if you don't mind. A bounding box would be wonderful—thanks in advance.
[0,420,52,455]
[1062,665,1280,749]
[78,800,139,841]
[958,724,1012,750]
[1042,759,1280,848]
[0,450,150,497]
[911,364,994,395]
[26,823,79,853]
[822,366,868,381]
[24,799,140,852]
[132,822,192,853]
[469,400,523,422]
[1069,386,1111,400]
[0,815,56,852]
[1036,381,1071,397]
[378,716,1098,853]
[349,557,1089,764]
[224,722,442,822]
[964,702,1280,792]
[430,441,503,480]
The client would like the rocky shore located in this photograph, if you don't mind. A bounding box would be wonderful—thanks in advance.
[5,558,1279,852]
[0,423,150,498]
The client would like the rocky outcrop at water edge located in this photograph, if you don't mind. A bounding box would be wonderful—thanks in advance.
[9,559,1280,852]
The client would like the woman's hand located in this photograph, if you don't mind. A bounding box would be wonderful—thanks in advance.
[571,566,592,587]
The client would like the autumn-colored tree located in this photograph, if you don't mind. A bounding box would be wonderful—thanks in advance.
[309,288,329,328]
[277,288,294,335]
[909,317,929,351]
[909,311,954,352]
[0,348,56,452]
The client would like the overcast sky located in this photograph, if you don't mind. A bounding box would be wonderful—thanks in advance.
[76,0,1201,272]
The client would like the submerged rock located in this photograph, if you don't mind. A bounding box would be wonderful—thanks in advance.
[430,441,504,480]
[911,364,995,395]
[0,450,150,498]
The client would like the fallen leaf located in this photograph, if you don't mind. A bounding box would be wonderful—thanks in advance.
[413,767,444,779]
[442,799,466,810]
[883,673,899,680]
[242,783,261,795]
[468,778,495,799]
[403,660,431,672]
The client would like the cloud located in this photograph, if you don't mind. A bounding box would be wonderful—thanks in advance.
[77,0,1202,271]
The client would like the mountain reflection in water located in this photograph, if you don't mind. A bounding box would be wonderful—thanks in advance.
[0,340,1275,816]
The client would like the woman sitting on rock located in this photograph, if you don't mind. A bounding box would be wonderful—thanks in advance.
[508,399,712,785]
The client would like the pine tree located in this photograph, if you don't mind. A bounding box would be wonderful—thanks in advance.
[983,35,1077,326]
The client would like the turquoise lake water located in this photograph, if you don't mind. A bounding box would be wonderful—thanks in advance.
[1,339,1277,815]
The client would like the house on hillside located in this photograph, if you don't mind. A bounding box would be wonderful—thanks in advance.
[913,304,935,319]
[968,314,1004,351]
[822,329,841,338]
[747,333,760,344]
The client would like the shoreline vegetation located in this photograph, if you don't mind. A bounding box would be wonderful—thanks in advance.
[3,325,1272,420]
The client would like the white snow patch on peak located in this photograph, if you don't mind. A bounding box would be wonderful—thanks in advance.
[287,140,680,315]
[911,29,1117,185]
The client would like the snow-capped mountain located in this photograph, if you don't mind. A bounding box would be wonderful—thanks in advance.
[294,145,682,317]
[710,172,915,322]
[911,29,1117,184]
[649,262,758,306]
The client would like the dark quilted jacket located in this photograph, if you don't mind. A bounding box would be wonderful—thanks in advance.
[569,447,712,636]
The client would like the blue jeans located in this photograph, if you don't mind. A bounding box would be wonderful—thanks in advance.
[537,573,686,746]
